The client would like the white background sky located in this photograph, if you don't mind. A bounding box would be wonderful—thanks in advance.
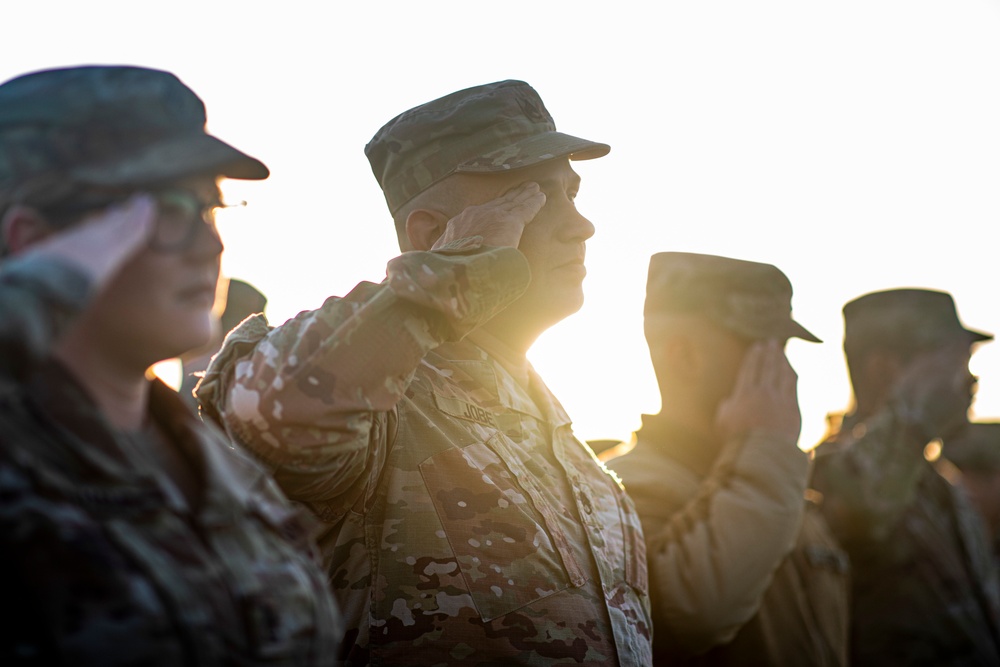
[5,1,1000,448]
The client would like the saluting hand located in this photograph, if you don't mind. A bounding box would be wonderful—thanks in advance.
[891,341,974,441]
[432,182,546,251]
[715,339,802,444]
[26,194,156,291]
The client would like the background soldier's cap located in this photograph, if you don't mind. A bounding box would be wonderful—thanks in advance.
[0,65,268,207]
[644,251,821,342]
[365,79,610,214]
[843,288,992,350]
[220,278,268,334]
[943,422,1000,472]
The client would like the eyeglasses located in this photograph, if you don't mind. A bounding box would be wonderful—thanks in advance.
[42,188,245,252]
[148,189,245,252]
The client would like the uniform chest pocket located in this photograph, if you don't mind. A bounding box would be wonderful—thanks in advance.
[419,441,575,622]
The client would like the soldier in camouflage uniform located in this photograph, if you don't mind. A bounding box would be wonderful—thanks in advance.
[0,66,341,665]
[812,288,1000,666]
[605,253,849,666]
[197,80,653,665]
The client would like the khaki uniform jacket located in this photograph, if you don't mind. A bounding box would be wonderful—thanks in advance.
[608,418,849,666]
[0,255,342,665]
[198,240,653,666]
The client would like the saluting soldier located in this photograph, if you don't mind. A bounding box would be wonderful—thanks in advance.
[813,288,1000,666]
[0,66,341,666]
[606,252,849,666]
[198,80,653,665]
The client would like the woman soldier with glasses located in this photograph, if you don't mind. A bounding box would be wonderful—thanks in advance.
[0,66,342,666]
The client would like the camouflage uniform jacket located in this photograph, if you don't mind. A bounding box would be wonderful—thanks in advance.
[607,417,849,666]
[813,408,1000,666]
[0,255,342,666]
[197,240,653,666]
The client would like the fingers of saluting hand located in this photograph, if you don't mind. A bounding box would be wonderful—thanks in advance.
[762,340,798,396]
[502,181,546,221]
[756,340,782,388]
[743,340,797,394]
[733,341,767,395]
[434,182,546,250]
[29,194,157,290]
[91,194,157,248]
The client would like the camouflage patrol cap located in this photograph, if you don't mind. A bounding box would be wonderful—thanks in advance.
[944,422,1000,472]
[843,288,992,351]
[644,252,821,343]
[0,65,268,208]
[365,80,610,214]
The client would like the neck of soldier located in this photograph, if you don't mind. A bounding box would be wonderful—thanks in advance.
[469,324,533,389]
[478,308,549,358]
[656,381,725,451]
[53,328,151,432]
[848,383,893,425]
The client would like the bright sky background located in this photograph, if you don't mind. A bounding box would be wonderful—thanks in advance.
[5,1,1000,449]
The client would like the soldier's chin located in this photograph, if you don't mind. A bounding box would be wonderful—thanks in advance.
[156,317,215,364]
[548,289,585,322]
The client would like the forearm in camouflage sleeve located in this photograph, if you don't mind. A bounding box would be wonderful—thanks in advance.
[813,405,927,549]
[0,255,91,381]
[214,243,530,502]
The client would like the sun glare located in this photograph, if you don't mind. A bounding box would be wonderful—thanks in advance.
[16,1,999,455]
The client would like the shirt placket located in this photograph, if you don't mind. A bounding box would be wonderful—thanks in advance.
[486,430,588,587]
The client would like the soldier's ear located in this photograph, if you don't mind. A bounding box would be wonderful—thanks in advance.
[405,208,449,251]
[1,205,53,255]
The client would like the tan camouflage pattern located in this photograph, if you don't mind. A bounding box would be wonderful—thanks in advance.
[0,254,342,665]
[608,418,848,666]
[643,252,820,343]
[0,66,267,211]
[365,80,609,213]
[197,241,653,665]
[813,408,1000,666]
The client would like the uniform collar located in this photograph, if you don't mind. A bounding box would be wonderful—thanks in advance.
[466,328,531,388]
[148,379,260,518]
[434,336,571,428]
[23,360,255,517]
[634,414,722,477]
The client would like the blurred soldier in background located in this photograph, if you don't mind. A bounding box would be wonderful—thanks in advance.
[198,80,652,665]
[606,252,848,666]
[0,65,341,665]
[812,288,1000,666]
[178,277,267,407]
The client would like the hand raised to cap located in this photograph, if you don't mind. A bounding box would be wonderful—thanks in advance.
[715,339,802,444]
[891,341,974,442]
[431,182,546,251]
[25,194,157,291]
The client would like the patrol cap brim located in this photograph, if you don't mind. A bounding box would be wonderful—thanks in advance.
[732,313,822,344]
[966,327,994,343]
[455,130,609,173]
[70,132,269,186]
[787,319,822,344]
